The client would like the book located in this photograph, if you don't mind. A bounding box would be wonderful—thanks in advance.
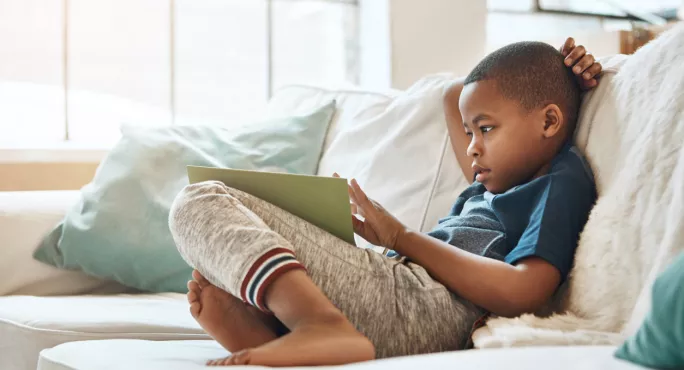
[187,166,355,245]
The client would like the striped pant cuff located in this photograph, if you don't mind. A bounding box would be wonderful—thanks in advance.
[239,247,306,313]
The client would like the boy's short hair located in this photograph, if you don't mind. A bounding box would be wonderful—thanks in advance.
[464,41,581,135]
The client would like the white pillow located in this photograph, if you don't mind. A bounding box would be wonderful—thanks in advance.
[265,84,399,156]
[420,130,471,232]
[312,75,461,247]
[267,76,470,248]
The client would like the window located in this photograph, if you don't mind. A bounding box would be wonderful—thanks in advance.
[0,0,358,147]
[536,0,681,20]
[485,0,680,54]
[489,0,681,20]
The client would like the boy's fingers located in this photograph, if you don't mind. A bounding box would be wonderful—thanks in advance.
[351,179,371,206]
[564,45,585,66]
[352,215,360,230]
[579,78,598,91]
[573,53,595,75]
[582,62,602,80]
[346,181,354,196]
[560,37,575,56]
[347,185,367,217]
[347,183,359,203]
[352,215,365,234]
[585,78,598,89]
[187,289,197,303]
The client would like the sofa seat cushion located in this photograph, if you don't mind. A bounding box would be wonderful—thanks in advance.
[0,294,208,370]
[38,340,643,370]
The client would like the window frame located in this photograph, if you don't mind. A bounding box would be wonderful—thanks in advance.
[55,0,359,141]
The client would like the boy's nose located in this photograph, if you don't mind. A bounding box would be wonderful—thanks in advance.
[466,138,482,157]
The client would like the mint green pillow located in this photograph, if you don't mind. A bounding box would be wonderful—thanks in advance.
[34,101,335,293]
[615,252,684,369]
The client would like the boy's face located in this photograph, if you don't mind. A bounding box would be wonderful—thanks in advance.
[455,80,557,194]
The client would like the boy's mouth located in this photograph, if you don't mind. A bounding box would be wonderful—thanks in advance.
[472,164,491,182]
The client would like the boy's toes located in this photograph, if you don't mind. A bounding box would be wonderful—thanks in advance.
[224,350,252,365]
[205,351,251,366]
[186,288,198,304]
[206,357,224,366]
[192,269,211,288]
[189,301,201,319]
[187,280,201,295]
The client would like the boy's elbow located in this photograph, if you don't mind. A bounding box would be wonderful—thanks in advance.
[493,294,544,318]
[490,258,560,317]
[490,281,552,317]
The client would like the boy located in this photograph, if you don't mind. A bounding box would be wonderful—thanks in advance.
[169,37,601,367]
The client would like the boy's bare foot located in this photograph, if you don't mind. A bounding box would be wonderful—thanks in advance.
[205,315,375,367]
[187,270,278,353]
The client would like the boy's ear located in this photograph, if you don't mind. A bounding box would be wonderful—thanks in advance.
[540,104,564,138]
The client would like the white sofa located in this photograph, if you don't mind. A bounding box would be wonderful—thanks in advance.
[0,62,654,369]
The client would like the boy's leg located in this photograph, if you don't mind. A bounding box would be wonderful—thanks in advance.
[185,269,281,354]
[186,264,372,367]
[225,268,375,366]
[169,181,374,366]
[170,181,482,366]
[214,181,484,357]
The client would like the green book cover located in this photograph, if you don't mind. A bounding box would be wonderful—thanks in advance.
[187,166,355,245]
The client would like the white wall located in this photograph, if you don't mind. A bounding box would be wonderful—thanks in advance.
[359,0,487,90]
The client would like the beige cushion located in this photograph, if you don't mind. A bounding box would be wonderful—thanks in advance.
[0,190,128,296]
[0,294,208,370]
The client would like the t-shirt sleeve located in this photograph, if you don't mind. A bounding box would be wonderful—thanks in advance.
[504,171,595,281]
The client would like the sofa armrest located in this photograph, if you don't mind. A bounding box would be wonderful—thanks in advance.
[0,191,126,296]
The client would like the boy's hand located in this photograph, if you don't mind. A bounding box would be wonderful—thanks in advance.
[560,37,602,90]
[333,173,407,249]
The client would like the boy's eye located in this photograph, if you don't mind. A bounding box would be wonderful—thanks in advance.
[480,126,493,133]
[465,131,473,137]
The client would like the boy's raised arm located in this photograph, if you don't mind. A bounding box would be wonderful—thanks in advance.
[442,77,474,183]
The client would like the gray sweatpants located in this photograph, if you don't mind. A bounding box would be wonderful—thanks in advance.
[169,180,485,358]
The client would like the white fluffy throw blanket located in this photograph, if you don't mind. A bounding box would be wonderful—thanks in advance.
[472,24,684,348]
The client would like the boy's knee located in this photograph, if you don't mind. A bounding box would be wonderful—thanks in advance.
[183,180,228,198]
[169,181,228,230]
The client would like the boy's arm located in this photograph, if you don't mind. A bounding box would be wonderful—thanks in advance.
[346,178,560,317]
[394,230,560,317]
[442,77,475,182]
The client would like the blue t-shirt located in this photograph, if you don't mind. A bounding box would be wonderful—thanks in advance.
[424,145,596,281]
